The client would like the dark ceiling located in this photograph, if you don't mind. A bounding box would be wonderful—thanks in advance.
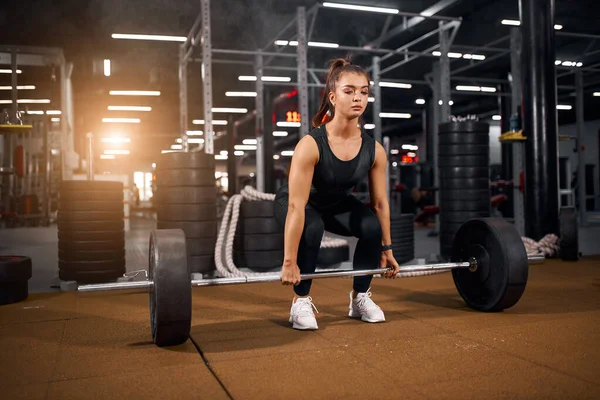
[1,0,600,166]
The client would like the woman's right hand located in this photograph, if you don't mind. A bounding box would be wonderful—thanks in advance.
[280,263,301,286]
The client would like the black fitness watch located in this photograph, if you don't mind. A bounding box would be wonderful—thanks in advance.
[381,244,393,252]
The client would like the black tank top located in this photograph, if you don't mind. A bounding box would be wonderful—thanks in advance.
[277,125,376,208]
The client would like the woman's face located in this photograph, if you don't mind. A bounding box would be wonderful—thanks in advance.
[329,72,370,120]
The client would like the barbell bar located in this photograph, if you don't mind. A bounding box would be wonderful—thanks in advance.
[75,217,546,347]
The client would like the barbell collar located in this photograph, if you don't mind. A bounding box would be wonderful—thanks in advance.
[527,254,545,264]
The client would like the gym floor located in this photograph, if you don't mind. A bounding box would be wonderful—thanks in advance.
[1,215,599,399]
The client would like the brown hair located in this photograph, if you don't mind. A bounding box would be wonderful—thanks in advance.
[311,57,371,128]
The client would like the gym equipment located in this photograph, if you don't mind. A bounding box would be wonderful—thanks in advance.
[559,206,579,261]
[390,213,415,264]
[0,255,32,305]
[77,218,545,347]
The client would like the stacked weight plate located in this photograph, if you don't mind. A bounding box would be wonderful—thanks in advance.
[390,213,415,265]
[58,181,125,283]
[155,152,217,275]
[233,200,284,271]
[438,121,491,260]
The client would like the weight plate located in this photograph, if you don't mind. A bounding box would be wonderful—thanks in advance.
[439,166,489,179]
[59,250,126,262]
[0,281,29,306]
[236,217,283,235]
[59,200,123,212]
[317,246,350,266]
[233,249,284,271]
[186,238,216,257]
[441,199,490,212]
[233,234,284,252]
[451,218,528,312]
[439,132,489,145]
[58,259,126,272]
[58,230,124,242]
[188,255,216,274]
[241,200,276,218]
[440,189,490,201]
[157,221,218,239]
[440,178,489,190]
[439,155,489,168]
[58,211,124,222]
[149,229,192,347]
[60,180,123,192]
[58,239,125,252]
[58,220,124,232]
[156,169,215,187]
[58,268,125,283]
[559,206,579,261]
[154,186,217,205]
[59,190,123,202]
[156,204,217,222]
[0,255,32,282]
[439,144,489,156]
[438,121,490,134]
[157,151,215,170]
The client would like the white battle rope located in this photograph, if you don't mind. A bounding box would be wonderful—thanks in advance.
[522,234,560,258]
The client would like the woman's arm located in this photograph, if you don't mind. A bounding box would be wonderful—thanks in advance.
[368,142,392,247]
[283,136,319,267]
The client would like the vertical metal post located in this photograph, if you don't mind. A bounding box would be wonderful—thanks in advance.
[439,22,451,121]
[297,6,310,137]
[201,0,214,155]
[61,62,75,180]
[10,50,18,122]
[228,116,238,194]
[432,63,441,234]
[372,57,382,143]
[575,70,586,226]
[510,27,526,236]
[179,46,189,152]
[255,53,265,192]
[86,132,94,181]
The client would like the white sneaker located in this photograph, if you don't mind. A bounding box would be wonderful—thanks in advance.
[348,288,385,323]
[289,296,319,330]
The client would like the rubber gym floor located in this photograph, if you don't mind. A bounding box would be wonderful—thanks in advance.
[1,217,599,399]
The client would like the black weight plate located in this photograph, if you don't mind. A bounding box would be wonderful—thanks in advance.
[58,239,125,252]
[317,246,350,266]
[60,180,123,192]
[233,249,284,271]
[241,200,275,218]
[156,169,215,187]
[440,211,490,223]
[59,200,123,212]
[441,199,490,212]
[0,281,28,306]
[188,255,216,274]
[439,144,489,157]
[59,190,123,202]
[439,221,466,233]
[186,238,216,257]
[158,151,215,170]
[0,256,33,282]
[440,178,489,190]
[439,166,489,179]
[438,121,490,134]
[58,220,124,232]
[233,234,284,252]
[451,218,528,312]
[149,229,191,347]
[391,231,415,241]
[58,230,124,242]
[390,213,415,221]
[439,132,489,145]
[155,186,217,204]
[59,250,126,262]
[237,217,283,235]
[59,259,126,272]
[439,155,489,168]
[440,189,490,201]
[559,207,579,261]
[59,268,125,283]
[58,211,124,222]
[157,221,218,239]
[157,204,217,222]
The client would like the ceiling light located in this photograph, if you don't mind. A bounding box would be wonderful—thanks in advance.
[273,131,288,137]
[102,118,141,123]
[554,24,563,30]
[192,119,228,125]
[225,91,257,97]
[593,92,600,97]
[275,40,340,48]
[171,144,183,150]
[277,122,301,127]
[380,112,411,119]
[432,51,442,56]
[273,155,280,160]
[104,149,130,155]
[492,115,502,121]
[281,150,295,156]
[212,107,248,113]
[46,110,62,115]
[415,99,426,105]
[51,118,60,122]
[188,138,204,144]
[322,2,399,14]
[0,85,35,90]
[26,110,44,115]
[220,151,228,156]
[104,59,111,77]
[243,139,258,145]
[390,149,400,154]
[234,151,245,156]
[557,105,572,110]
[100,155,116,160]
[235,145,257,150]
[176,138,183,143]
[456,85,481,91]
[111,33,187,42]
[368,97,375,102]
[364,124,375,130]
[108,106,152,111]
[109,90,161,96]
[448,52,463,58]
[186,130,203,135]
[238,76,292,82]
[379,82,412,89]
[401,145,418,150]
[215,155,228,160]
[0,99,52,104]
[501,19,521,26]
[0,69,22,74]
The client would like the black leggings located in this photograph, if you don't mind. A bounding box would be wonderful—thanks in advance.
[274,193,382,296]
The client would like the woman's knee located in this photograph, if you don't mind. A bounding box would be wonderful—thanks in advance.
[359,213,382,242]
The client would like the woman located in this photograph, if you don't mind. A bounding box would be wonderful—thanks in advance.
[273,57,401,331]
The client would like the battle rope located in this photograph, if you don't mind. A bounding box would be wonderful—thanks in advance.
[522,234,560,258]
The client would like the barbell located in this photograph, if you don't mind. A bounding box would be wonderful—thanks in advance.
[77,217,545,347]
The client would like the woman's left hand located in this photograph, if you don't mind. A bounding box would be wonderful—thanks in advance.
[380,250,400,278]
